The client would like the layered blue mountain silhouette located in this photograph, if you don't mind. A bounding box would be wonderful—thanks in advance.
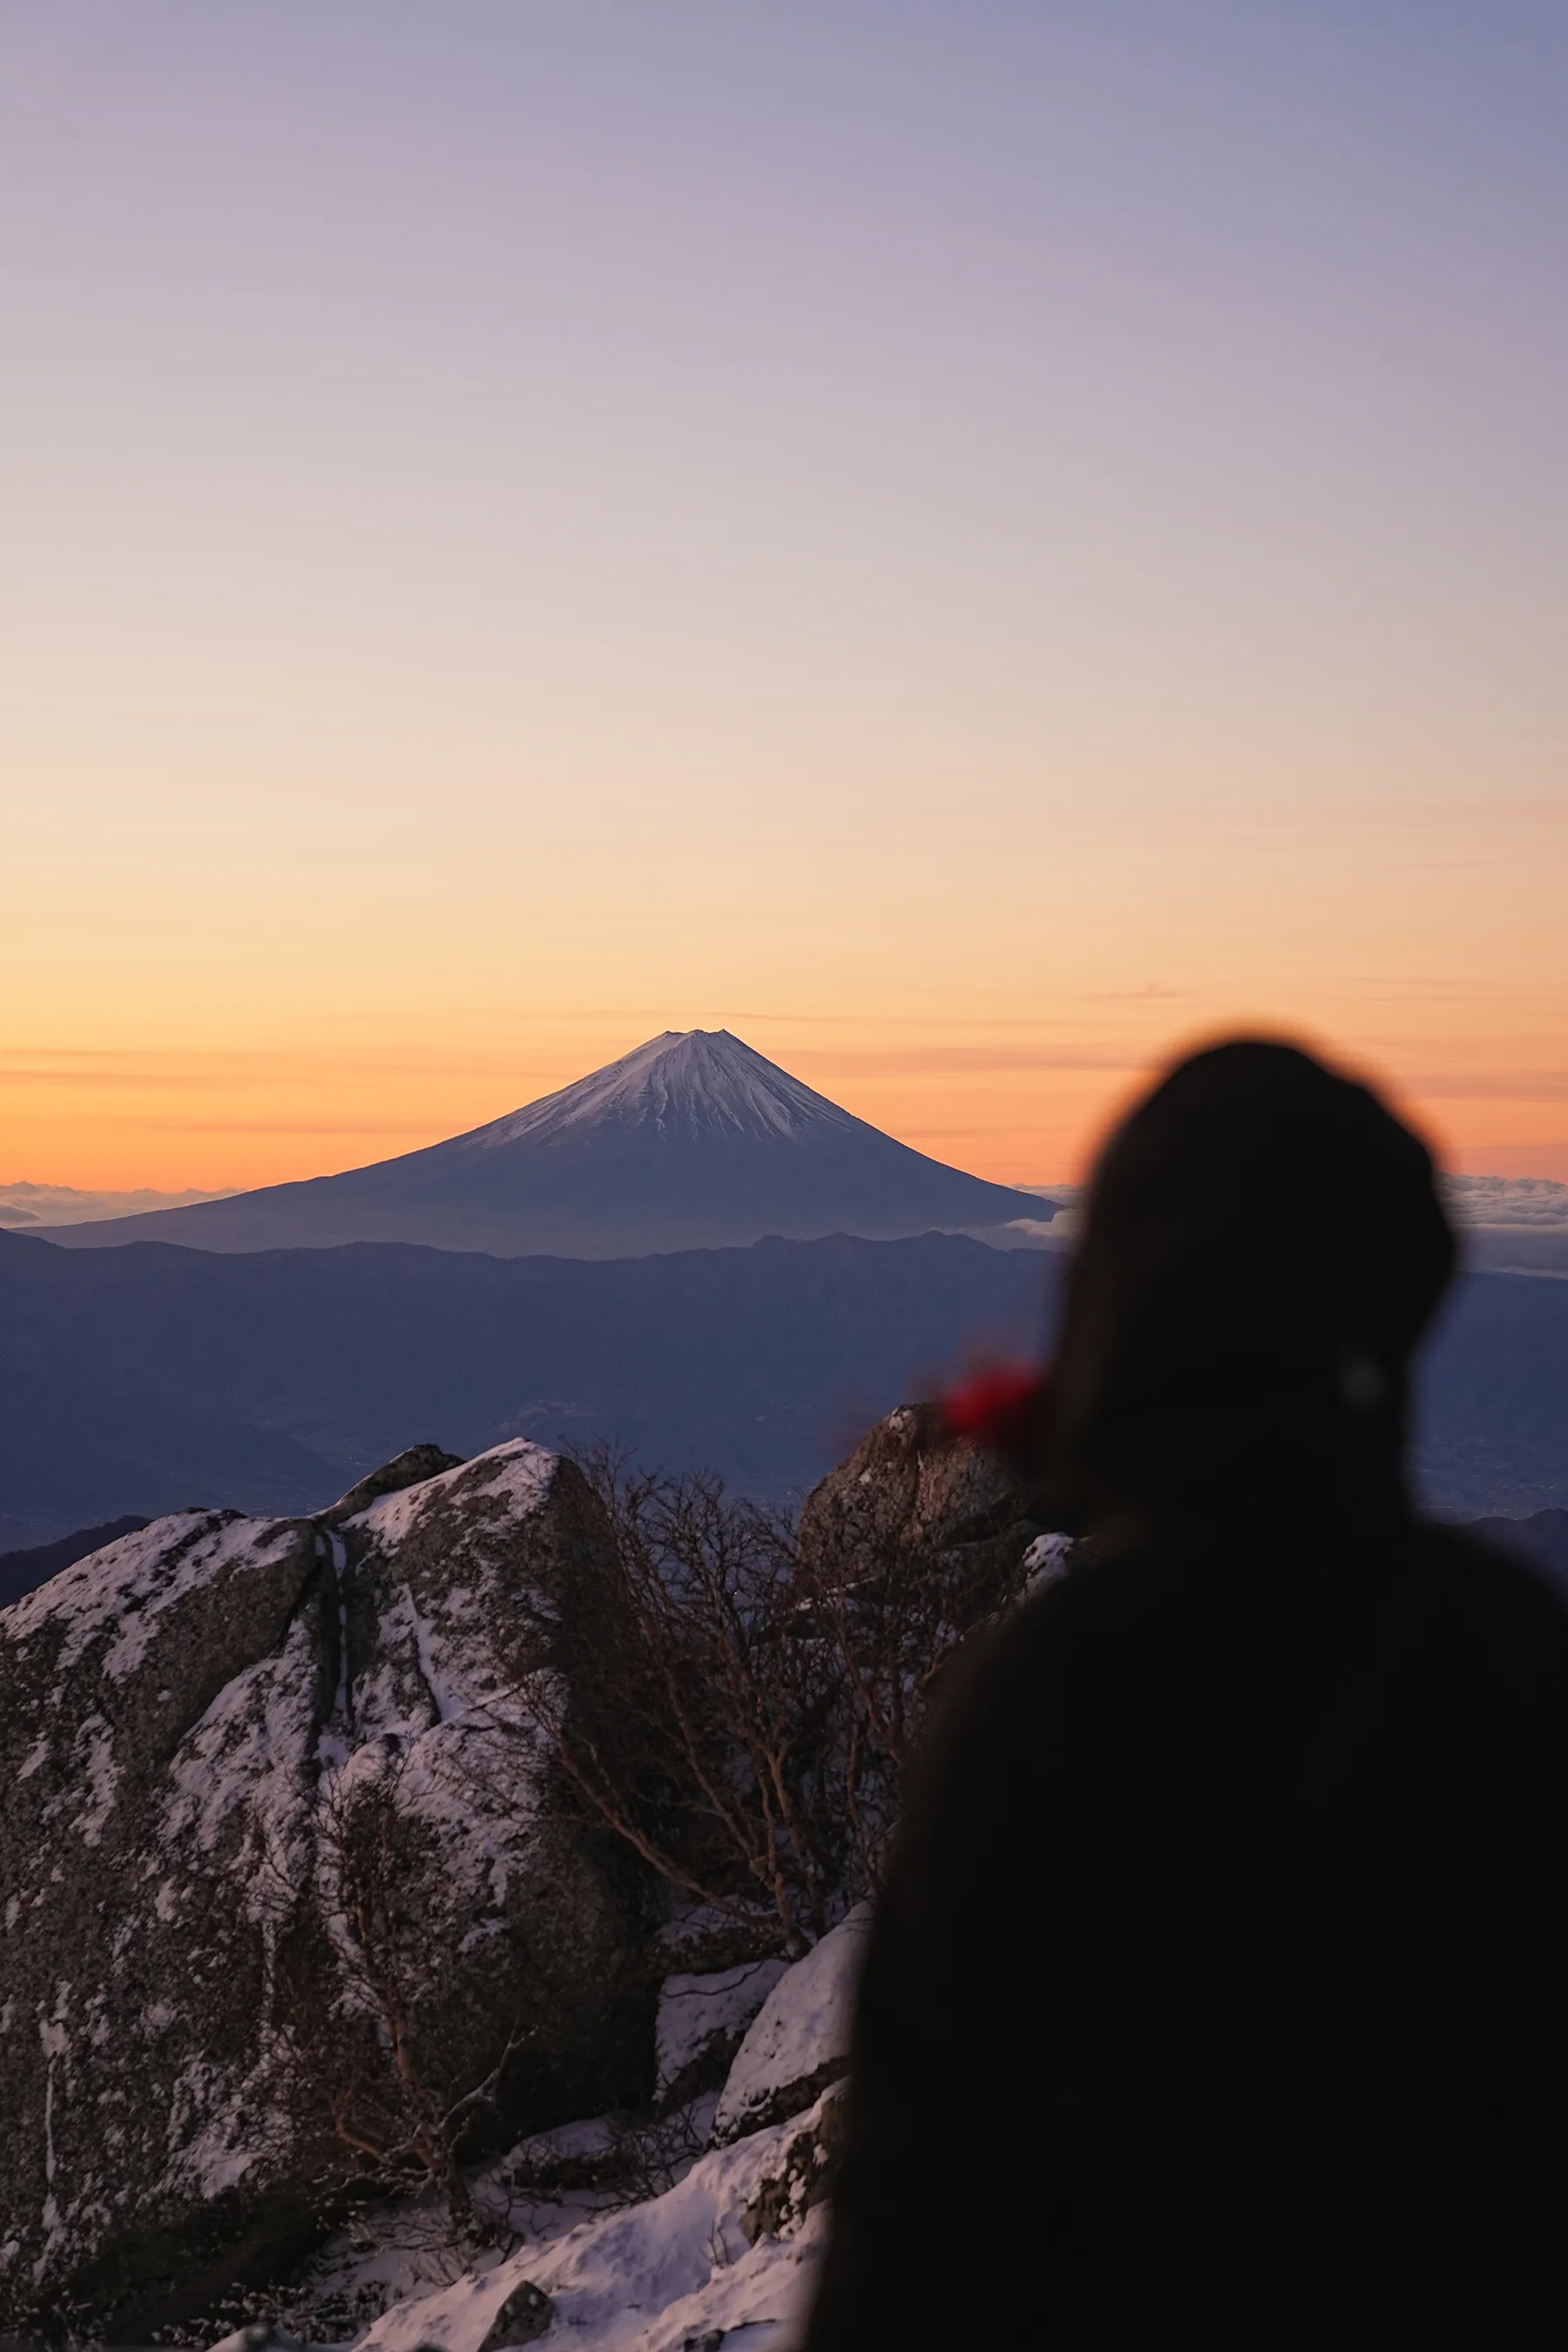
[39,1030,1054,1257]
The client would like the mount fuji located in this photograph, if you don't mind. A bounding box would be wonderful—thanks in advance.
[39,1030,1055,1258]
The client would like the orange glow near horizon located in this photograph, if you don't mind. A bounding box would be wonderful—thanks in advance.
[12,841,1568,1204]
[7,988,1568,1194]
[8,1050,1567,1194]
[5,801,1566,1190]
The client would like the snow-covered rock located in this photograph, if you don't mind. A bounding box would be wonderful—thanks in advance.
[711,1908,870,2146]
[653,1958,791,2106]
[0,1443,647,2339]
[1022,1530,1076,1593]
[319,1444,465,1529]
[0,1507,321,2331]
[245,1927,864,2352]
[355,2085,843,2352]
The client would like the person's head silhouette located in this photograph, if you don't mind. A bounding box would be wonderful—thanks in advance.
[1050,1038,1455,1525]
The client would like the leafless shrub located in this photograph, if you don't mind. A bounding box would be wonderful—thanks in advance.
[598,2099,713,2207]
[518,1443,1034,1952]
[513,1450,836,1954]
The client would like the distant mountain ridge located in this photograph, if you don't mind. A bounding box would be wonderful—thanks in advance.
[37,1030,1052,1258]
[3,1220,1565,1553]
[0,1224,1053,1548]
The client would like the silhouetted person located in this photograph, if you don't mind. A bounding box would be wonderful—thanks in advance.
[803,1040,1568,2349]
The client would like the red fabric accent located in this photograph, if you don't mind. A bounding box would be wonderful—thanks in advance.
[938,1363,1051,1452]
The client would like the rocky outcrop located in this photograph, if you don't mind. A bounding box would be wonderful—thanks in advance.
[0,1509,323,2333]
[711,1907,869,2145]
[652,1957,790,2111]
[796,1402,1051,1612]
[0,1443,649,2338]
[317,1446,465,1528]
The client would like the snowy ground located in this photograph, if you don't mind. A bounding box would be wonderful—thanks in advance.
[348,2094,835,2352]
[206,1913,868,2352]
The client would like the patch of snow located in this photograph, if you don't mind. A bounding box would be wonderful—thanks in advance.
[409,1588,462,1724]
[3,1512,207,1653]
[1022,1531,1076,1594]
[355,2090,837,2352]
[346,1658,413,1742]
[161,1616,321,1872]
[712,1909,869,2146]
[2,1512,300,1682]
[39,1986,72,2242]
[165,2059,263,2200]
[461,1031,861,1154]
[632,2211,827,2352]
[348,1443,557,1547]
[69,1713,119,1846]
[318,1694,550,1944]
[654,1961,791,2101]
[328,1531,352,1733]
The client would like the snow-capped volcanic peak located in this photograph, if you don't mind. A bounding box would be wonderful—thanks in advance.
[469,1031,860,1152]
[33,1026,1049,1254]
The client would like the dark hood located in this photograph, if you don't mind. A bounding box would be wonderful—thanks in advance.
[1050,1040,1455,1529]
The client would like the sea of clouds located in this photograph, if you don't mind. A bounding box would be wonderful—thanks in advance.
[0,1179,236,1228]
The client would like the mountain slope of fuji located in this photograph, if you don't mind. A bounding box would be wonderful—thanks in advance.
[38,1030,1054,1257]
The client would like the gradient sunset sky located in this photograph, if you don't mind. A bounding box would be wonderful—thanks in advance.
[3,3,1565,1190]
